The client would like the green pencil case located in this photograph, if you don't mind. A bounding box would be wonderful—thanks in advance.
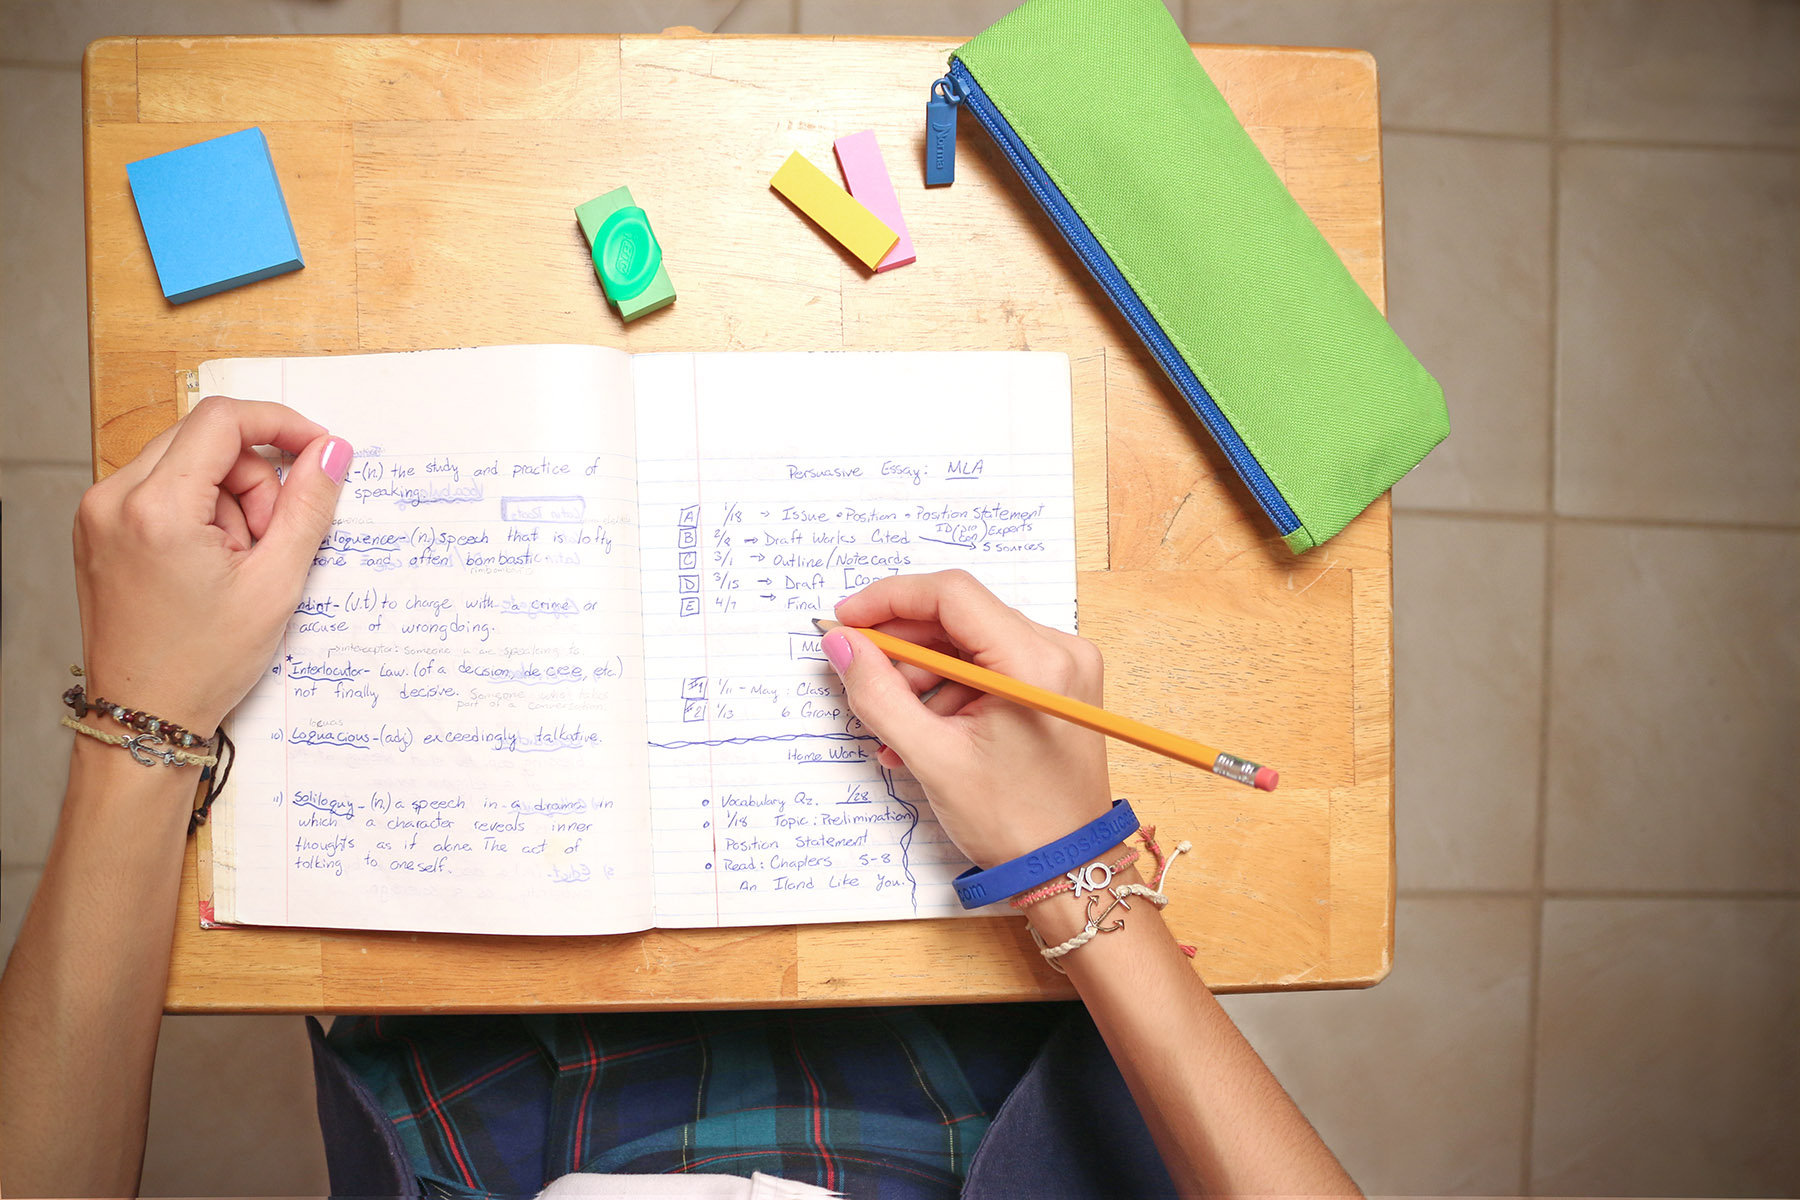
[931,0,1448,552]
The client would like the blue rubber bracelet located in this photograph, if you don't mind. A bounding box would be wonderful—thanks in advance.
[953,799,1139,909]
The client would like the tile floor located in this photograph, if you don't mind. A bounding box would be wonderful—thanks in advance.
[2,0,1796,1194]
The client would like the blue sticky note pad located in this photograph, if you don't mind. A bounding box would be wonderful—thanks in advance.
[126,127,303,304]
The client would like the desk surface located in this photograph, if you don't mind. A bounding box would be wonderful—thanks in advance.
[82,32,1393,1012]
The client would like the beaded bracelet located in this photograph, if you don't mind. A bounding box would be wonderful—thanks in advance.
[60,667,236,834]
[62,672,214,753]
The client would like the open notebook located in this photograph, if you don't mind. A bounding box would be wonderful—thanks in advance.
[200,346,1075,936]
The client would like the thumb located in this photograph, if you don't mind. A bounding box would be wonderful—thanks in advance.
[824,627,943,762]
[257,435,351,573]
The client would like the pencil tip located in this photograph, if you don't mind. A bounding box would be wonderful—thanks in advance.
[812,617,835,633]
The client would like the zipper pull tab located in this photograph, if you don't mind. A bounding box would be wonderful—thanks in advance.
[925,74,962,187]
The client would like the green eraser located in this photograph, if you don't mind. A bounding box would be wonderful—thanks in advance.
[575,186,676,322]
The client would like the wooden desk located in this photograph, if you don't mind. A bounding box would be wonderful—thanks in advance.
[82,33,1393,1012]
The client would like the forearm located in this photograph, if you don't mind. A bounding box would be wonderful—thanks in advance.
[1028,868,1359,1198]
[0,739,196,1197]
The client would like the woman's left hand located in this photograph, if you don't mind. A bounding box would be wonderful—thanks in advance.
[72,395,351,734]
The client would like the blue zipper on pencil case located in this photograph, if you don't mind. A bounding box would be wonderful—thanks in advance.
[931,59,1302,537]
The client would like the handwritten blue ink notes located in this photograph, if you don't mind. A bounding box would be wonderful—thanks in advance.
[126,128,303,304]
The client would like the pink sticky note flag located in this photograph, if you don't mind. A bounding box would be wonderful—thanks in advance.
[834,130,915,271]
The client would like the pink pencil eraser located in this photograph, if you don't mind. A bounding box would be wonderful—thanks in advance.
[834,130,915,272]
[1254,766,1279,792]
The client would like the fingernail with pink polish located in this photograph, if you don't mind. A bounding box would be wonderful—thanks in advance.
[822,629,852,676]
[320,438,353,483]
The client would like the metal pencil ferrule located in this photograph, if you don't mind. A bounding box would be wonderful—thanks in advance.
[1211,751,1261,786]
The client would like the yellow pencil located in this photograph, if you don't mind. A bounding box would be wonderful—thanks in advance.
[814,619,1278,791]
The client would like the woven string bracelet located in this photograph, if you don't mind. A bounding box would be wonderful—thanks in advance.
[62,716,218,768]
[61,718,236,835]
[1010,846,1141,909]
[1028,827,1195,973]
[1013,823,1175,910]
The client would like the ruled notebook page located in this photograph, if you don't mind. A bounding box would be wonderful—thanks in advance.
[207,345,657,936]
[633,351,1076,928]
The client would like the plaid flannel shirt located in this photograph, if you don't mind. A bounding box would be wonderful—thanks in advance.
[325,1004,1067,1199]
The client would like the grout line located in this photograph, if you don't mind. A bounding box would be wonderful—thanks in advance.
[1382,125,1554,143]
[1522,514,1554,1196]
[0,457,95,471]
[1555,134,1800,156]
[1382,123,1800,156]
[0,60,81,72]
[1544,888,1800,901]
[1520,12,1563,1191]
[1393,507,1551,524]
[1392,507,1800,535]
[1399,886,1800,901]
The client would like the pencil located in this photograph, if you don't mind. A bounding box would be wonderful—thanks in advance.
[813,618,1278,791]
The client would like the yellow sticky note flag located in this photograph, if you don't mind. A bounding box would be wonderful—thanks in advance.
[769,151,898,271]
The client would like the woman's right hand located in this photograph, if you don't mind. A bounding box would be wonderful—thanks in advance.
[824,570,1113,871]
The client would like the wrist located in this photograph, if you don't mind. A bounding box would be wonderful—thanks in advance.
[65,671,226,754]
[1023,863,1149,943]
[952,799,1139,909]
[979,796,1116,868]
[66,734,207,821]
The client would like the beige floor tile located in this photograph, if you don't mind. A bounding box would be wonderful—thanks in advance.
[798,0,1062,35]
[1184,0,1551,135]
[1395,514,1544,890]
[0,465,90,867]
[0,0,396,64]
[140,1014,329,1196]
[1560,0,1799,147]
[1218,897,1534,1195]
[1,67,91,466]
[1,865,44,966]
[1557,146,1798,524]
[1545,524,1799,891]
[1386,132,1551,513]
[1532,898,1800,1196]
[398,0,758,34]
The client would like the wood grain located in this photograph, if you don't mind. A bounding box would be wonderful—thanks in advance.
[81,34,1394,1010]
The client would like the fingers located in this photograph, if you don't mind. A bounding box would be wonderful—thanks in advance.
[252,435,352,580]
[863,616,961,650]
[213,489,254,553]
[922,681,984,716]
[148,396,328,492]
[840,572,1105,703]
[836,570,1034,658]
[823,627,945,762]
[864,616,962,695]
[219,447,284,541]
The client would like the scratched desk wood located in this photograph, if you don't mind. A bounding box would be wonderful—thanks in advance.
[82,33,1393,1012]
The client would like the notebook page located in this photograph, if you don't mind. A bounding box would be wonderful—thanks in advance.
[207,345,656,936]
[633,351,1075,928]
